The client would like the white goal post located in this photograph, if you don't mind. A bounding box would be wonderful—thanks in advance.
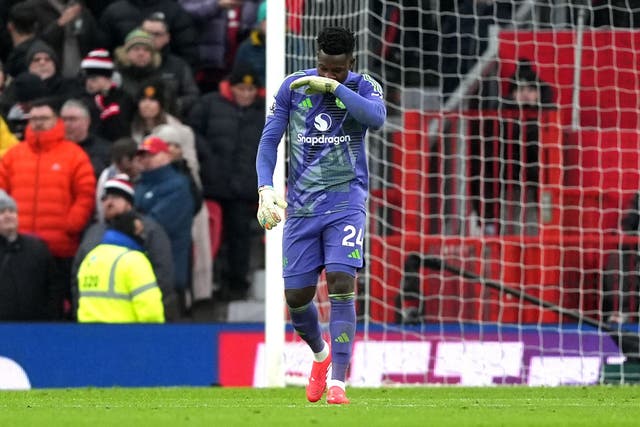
[264,0,640,387]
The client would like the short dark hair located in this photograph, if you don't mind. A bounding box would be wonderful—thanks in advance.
[28,98,58,115]
[317,27,355,56]
[110,137,138,163]
[8,3,38,35]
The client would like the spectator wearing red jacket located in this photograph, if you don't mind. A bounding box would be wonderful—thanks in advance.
[0,98,96,319]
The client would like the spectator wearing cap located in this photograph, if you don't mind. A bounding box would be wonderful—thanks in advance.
[135,135,194,314]
[142,12,199,119]
[23,0,107,78]
[153,123,213,304]
[73,173,178,321]
[61,99,111,178]
[114,28,166,104]
[80,48,135,141]
[0,98,96,319]
[25,39,84,110]
[0,189,58,321]
[178,0,260,93]
[76,209,165,323]
[5,3,41,78]
[187,62,265,301]
[233,1,266,85]
[98,1,198,66]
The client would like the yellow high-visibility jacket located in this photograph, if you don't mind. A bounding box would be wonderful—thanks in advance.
[0,116,18,158]
[77,242,165,323]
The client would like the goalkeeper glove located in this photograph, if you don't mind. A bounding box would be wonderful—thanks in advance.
[289,76,340,95]
[257,186,287,230]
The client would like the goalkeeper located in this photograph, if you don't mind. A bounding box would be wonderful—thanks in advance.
[256,26,386,404]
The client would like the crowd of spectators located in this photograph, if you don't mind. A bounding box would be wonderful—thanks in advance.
[0,0,267,323]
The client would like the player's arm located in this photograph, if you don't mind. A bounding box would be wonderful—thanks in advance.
[290,74,386,129]
[255,79,291,230]
[334,78,386,130]
[256,80,291,188]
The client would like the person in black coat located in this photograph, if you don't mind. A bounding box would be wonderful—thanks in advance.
[79,48,135,142]
[0,189,57,321]
[187,62,265,300]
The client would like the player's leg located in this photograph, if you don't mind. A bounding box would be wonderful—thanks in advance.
[322,210,365,404]
[283,216,331,402]
[325,270,355,404]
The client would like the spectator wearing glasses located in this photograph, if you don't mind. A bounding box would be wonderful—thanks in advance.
[141,12,199,119]
[0,98,96,320]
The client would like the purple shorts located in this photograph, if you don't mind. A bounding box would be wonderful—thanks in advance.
[282,210,365,289]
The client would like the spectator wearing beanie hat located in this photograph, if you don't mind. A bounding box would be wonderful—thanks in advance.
[103,173,135,205]
[141,12,200,119]
[186,61,265,301]
[24,0,107,79]
[72,173,178,320]
[0,188,57,321]
[99,1,198,66]
[81,49,114,79]
[80,49,135,142]
[115,28,163,104]
[131,79,186,145]
[24,40,83,111]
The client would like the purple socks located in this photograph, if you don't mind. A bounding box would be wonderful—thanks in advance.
[289,302,325,353]
[329,294,356,382]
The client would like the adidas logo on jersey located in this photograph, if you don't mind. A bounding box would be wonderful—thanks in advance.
[298,98,313,110]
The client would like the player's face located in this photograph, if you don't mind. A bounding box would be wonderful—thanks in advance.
[317,50,354,83]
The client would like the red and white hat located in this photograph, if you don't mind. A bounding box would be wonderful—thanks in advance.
[103,173,135,204]
[81,49,114,77]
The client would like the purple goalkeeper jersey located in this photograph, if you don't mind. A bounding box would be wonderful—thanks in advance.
[256,69,386,217]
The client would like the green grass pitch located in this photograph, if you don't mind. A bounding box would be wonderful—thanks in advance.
[1,386,638,426]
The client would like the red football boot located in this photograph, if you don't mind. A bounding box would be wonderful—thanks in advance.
[305,354,331,402]
[326,386,350,404]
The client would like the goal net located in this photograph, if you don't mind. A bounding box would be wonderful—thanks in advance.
[276,0,640,386]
